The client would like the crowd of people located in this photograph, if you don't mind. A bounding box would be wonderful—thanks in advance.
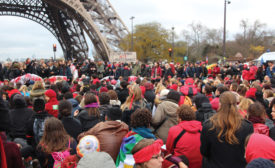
[0,58,275,168]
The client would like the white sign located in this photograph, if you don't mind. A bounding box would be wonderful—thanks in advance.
[109,52,137,63]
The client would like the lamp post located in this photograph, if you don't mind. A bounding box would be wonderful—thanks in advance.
[172,27,175,62]
[130,16,135,51]
[223,0,230,61]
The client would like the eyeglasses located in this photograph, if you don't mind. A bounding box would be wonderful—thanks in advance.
[151,152,164,160]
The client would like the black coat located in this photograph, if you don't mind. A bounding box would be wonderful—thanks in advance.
[163,68,173,79]
[61,116,82,141]
[0,97,10,132]
[77,110,100,132]
[26,111,52,148]
[201,119,253,168]
[9,107,34,139]
[99,104,112,121]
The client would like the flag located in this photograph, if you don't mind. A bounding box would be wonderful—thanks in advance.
[116,131,144,168]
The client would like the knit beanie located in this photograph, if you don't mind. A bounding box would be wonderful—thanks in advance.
[246,158,275,168]
[45,89,56,98]
[33,99,45,112]
[246,88,257,99]
[100,87,108,93]
[77,135,100,158]
[167,90,181,103]
[77,151,116,168]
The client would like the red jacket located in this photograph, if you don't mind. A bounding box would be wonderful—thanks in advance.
[249,66,257,81]
[245,133,275,163]
[151,66,162,77]
[213,66,220,77]
[166,121,202,168]
[242,69,250,81]
[45,89,59,118]
[210,97,219,111]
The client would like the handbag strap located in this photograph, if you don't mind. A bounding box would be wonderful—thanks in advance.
[171,129,201,154]
[171,129,186,154]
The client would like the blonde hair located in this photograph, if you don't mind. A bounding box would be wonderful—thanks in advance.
[155,83,166,95]
[210,91,243,144]
[32,81,45,91]
[121,84,142,111]
[238,98,254,112]
[19,85,28,93]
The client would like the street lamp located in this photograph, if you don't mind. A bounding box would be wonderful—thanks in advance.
[130,16,135,51]
[223,0,230,60]
[172,27,175,62]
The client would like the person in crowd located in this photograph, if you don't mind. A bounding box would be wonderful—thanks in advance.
[210,85,228,111]
[9,94,34,140]
[144,82,155,109]
[108,90,121,106]
[266,61,275,78]
[98,92,112,121]
[116,80,129,104]
[0,132,24,168]
[75,93,101,132]
[19,85,30,97]
[193,94,216,123]
[163,63,174,79]
[132,139,164,168]
[202,84,213,102]
[151,62,162,78]
[37,117,77,168]
[245,133,275,164]
[30,81,46,102]
[121,84,150,126]
[44,89,59,118]
[152,90,180,143]
[263,89,274,105]
[58,100,82,141]
[26,99,51,150]
[238,97,254,118]
[200,91,254,168]
[121,63,131,80]
[229,82,240,103]
[166,104,202,168]
[58,59,72,81]
[116,108,155,168]
[247,102,275,137]
[63,92,80,116]
[78,106,128,161]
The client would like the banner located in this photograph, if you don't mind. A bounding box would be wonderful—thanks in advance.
[109,52,137,63]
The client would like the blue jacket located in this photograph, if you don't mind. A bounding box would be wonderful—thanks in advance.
[266,66,275,78]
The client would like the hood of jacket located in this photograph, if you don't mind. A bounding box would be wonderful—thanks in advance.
[161,100,179,116]
[110,100,121,106]
[30,89,45,97]
[178,120,202,133]
[245,133,275,163]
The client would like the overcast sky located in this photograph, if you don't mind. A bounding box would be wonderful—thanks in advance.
[0,0,274,61]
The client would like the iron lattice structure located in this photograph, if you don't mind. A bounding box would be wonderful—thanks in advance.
[0,0,129,61]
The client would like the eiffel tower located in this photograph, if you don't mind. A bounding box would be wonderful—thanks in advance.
[0,0,129,61]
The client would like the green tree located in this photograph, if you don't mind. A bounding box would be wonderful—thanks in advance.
[119,22,170,62]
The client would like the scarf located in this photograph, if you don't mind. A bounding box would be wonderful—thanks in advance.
[132,127,156,139]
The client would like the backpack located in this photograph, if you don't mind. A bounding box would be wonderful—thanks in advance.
[180,85,198,97]
[51,139,71,168]
[33,118,46,144]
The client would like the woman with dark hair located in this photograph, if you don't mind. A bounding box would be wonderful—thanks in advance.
[59,100,82,141]
[200,91,253,168]
[151,62,162,78]
[247,102,275,139]
[75,93,100,131]
[37,117,77,168]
